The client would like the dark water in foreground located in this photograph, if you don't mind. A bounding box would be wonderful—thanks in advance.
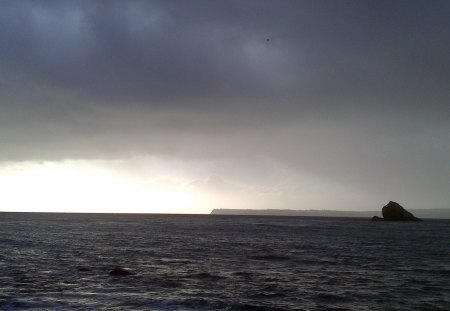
[0,213,449,310]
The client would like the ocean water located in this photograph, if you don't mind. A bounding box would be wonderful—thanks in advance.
[0,213,449,310]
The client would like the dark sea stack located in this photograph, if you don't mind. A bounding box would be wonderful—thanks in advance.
[109,267,135,276]
[371,201,422,221]
[382,201,421,221]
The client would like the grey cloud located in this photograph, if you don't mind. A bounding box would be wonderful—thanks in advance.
[1,0,448,110]
[0,0,449,209]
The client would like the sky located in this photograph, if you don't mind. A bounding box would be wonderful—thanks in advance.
[0,0,449,213]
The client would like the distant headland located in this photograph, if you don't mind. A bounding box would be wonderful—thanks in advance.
[210,207,450,219]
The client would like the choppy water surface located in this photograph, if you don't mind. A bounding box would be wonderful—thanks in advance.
[0,213,449,310]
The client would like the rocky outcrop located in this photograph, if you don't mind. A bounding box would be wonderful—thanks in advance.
[371,201,422,221]
[109,267,135,276]
[77,267,92,272]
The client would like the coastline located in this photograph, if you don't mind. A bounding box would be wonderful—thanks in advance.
[210,208,450,219]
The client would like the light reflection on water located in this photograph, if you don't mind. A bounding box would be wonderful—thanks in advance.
[0,213,449,310]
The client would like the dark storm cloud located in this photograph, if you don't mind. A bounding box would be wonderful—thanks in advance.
[0,0,449,209]
[1,0,448,111]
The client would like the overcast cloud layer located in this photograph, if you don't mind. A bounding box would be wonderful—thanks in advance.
[0,0,449,210]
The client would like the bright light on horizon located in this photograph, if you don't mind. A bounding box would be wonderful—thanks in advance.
[0,161,208,214]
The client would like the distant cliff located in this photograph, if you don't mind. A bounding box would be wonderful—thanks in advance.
[210,208,450,219]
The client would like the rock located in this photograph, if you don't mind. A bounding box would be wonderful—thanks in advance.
[382,201,421,221]
[77,267,91,272]
[109,267,135,276]
[189,272,226,281]
[371,201,422,221]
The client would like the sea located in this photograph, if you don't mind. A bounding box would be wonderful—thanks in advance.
[0,213,449,311]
